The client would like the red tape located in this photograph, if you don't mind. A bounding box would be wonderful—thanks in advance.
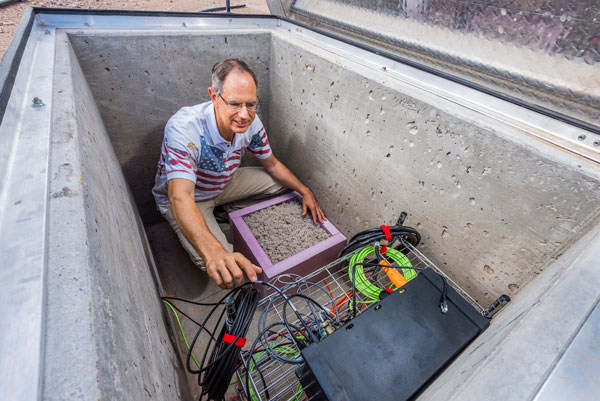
[380,225,392,241]
[223,333,246,347]
[383,288,393,294]
[380,225,392,256]
[380,244,388,255]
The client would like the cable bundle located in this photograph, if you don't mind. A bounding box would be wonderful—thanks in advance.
[348,246,417,302]
[340,212,421,257]
[176,285,259,401]
[163,280,336,401]
[337,213,423,317]
[158,212,463,401]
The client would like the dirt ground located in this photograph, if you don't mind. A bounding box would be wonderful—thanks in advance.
[0,0,270,60]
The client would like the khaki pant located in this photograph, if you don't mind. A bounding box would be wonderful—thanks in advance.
[162,167,287,269]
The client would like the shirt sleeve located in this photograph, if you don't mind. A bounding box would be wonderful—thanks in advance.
[246,118,272,159]
[163,121,199,183]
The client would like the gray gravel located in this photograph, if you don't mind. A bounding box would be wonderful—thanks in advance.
[243,200,330,264]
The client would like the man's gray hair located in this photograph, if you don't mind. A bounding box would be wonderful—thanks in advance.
[211,59,258,94]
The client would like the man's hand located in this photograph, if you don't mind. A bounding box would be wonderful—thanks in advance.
[206,251,263,289]
[300,189,326,224]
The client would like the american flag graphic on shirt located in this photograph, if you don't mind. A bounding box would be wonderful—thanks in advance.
[248,127,270,156]
[152,102,272,212]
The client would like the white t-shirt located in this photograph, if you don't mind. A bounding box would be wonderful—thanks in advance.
[152,101,272,213]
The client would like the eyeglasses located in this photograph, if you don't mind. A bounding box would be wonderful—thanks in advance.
[219,94,259,112]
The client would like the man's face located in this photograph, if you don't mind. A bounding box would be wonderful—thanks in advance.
[209,70,258,141]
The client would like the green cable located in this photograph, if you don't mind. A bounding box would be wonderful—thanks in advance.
[348,246,416,303]
[247,344,303,401]
[162,300,201,369]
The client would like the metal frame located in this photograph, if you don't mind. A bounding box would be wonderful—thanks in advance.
[0,15,56,401]
[0,8,35,128]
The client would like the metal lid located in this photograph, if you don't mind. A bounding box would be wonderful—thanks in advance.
[268,0,600,137]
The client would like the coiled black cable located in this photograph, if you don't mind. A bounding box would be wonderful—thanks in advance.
[339,212,421,257]
[187,285,259,401]
[183,281,328,400]
[203,287,258,400]
[340,213,455,315]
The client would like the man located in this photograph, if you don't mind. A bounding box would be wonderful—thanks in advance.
[152,58,325,290]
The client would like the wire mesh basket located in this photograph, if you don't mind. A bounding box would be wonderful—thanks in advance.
[233,238,485,401]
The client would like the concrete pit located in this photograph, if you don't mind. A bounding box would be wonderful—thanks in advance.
[2,12,599,401]
[64,28,600,399]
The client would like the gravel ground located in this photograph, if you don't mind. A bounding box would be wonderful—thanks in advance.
[0,0,269,60]
[244,200,330,264]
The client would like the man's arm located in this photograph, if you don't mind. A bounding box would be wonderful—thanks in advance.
[168,178,262,289]
[259,154,326,224]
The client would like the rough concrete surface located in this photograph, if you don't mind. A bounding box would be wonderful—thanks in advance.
[243,200,330,263]
[44,33,102,401]
[267,31,600,305]
[42,31,191,400]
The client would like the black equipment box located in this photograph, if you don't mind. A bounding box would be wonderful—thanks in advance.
[299,268,489,401]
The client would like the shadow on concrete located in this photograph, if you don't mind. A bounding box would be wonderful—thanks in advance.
[146,221,213,300]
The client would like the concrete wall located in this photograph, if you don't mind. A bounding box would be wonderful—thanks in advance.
[42,32,190,400]
[267,32,600,305]
[69,32,272,227]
